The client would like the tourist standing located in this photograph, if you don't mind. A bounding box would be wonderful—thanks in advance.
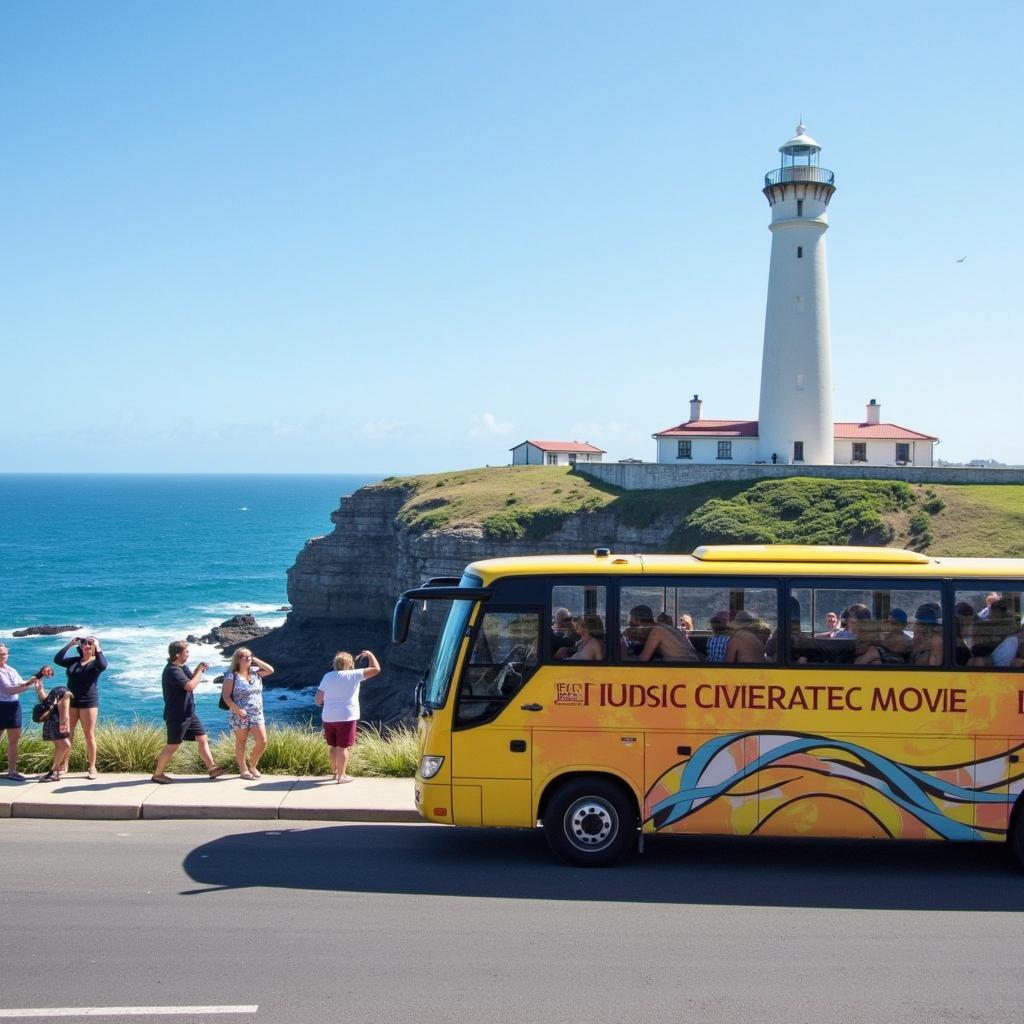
[221,647,274,779]
[32,676,72,782]
[316,649,380,783]
[54,636,108,780]
[151,640,227,784]
[0,645,54,781]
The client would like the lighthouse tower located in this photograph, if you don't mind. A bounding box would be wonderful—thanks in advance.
[757,124,836,465]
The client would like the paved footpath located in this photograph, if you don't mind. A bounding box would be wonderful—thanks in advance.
[0,771,418,822]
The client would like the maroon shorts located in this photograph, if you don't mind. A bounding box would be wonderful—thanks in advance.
[324,720,357,748]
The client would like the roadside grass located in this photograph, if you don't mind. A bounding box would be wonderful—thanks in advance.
[924,485,1024,557]
[0,722,418,777]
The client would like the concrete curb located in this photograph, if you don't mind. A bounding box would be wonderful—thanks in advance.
[0,772,418,823]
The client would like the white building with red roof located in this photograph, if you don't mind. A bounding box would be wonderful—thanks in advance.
[510,440,606,467]
[654,397,937,467]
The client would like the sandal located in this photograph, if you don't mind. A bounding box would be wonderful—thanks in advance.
[87,768,98,780]
[249,767,262,779]
[208,766,228,779]
[39,771,58,783]
[239,771,255,781]
[150,774,173,785]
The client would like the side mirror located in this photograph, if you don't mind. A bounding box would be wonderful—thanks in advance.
[392,596,414,645]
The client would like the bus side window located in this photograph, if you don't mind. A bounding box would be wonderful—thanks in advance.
[787,586,941,667]
[455,610,540,726]
[954,587,1024,668]
[550,585,607,662]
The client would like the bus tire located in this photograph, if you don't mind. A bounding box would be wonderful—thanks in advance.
[543,777,637,867]
[1010,802,1024,870]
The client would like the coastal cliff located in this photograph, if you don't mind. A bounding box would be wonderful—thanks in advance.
[247,466,990,724]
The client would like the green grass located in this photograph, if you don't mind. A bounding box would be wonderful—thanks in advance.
[0,722,418,777]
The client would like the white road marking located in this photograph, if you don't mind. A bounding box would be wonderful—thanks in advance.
[0,1008,257,1019]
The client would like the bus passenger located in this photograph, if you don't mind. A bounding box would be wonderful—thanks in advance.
[551,607,577,660]
[725,610,766,663]
[815,611,840,638]
[622,606,655,659]
[638,616,699,663]
[848,605,882,665]
[679,614,694,633]
[569,615,604,662]
[953,602,976,666]
[910,605,943,666]
[706,611,731,663]
[880,608,912,661]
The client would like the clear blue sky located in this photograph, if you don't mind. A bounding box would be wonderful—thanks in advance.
[3,1,1021,472]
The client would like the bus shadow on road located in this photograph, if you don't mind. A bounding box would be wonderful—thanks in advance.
[181,823,1024,911]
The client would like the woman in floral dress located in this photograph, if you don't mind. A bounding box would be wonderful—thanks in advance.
[220,648,274,780]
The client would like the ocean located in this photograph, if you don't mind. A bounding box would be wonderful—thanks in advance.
[0,474,383,727]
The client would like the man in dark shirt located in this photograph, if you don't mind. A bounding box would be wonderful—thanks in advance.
[150,640,227,784]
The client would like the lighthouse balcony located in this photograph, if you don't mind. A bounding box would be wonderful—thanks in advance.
[764,166,835,187]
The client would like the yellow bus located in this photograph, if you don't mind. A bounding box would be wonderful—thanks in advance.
[392,545,1024,866]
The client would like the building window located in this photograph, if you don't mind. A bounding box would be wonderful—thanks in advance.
[852,443,867,463]
[797,199,804,217]
[568,453,577,466]
[797,246,803,258]
[677,440,692,460]
[896,443,911,464]
[546,453,558,465]
[793,441,804,462]
[716,441,732,460]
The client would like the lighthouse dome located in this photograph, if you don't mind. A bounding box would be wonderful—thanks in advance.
[779,123,821,154]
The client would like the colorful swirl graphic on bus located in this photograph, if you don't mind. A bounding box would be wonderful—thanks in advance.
[646,732,1024,841]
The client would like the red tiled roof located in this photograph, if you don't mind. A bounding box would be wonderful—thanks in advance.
[655,419,938,441]
[833,422,938,441]
[654,420,759,438]
[511,439,607,453]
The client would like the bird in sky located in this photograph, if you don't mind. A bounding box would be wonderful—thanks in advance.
[956,256,967,263]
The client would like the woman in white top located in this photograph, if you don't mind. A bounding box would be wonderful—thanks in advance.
[315,649,381,783]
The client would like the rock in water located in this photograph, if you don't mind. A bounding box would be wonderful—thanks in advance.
[12,624,82,637]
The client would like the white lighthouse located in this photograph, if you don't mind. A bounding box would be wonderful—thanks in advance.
[756,124,836,465]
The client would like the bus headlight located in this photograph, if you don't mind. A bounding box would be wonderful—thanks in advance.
[419,755,444,779]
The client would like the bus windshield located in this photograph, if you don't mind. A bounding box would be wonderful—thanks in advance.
[423,575,480,708]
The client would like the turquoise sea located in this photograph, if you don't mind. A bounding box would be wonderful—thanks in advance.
[0,474,382,726]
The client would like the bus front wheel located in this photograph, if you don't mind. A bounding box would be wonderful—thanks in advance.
[543,777,637,867]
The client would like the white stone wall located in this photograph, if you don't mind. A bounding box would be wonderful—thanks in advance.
[832,439,934,467]
[656,436,760,464]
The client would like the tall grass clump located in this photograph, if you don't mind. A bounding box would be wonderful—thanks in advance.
[2,722,418,777]
[348,724,419,777]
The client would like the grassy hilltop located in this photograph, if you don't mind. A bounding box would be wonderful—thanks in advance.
[374,466,1024,557]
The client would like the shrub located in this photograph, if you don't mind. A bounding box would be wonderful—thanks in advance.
[922,497,945,515]
[909,510,931,535]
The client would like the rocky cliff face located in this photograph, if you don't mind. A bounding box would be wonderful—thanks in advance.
[249,481,675,724]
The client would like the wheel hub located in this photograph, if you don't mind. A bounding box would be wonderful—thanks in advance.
[567,799,617,848]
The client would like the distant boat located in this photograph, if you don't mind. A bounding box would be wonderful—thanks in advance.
[239,506,249,512]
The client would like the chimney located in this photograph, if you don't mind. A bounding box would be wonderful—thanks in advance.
[866,399,881,425]
[689,394,703,422]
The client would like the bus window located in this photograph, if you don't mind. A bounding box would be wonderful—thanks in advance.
[455,610,540,727]
[549,585,607,661]
[625,584,778,664]
[953,588,1024,668]
[787,585,941,666]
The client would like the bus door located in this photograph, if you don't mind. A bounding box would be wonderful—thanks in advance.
[450,605,541,827]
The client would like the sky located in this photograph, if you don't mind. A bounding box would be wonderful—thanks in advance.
[2,1,1022,473]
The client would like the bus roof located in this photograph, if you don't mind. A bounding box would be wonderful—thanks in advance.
[463,545,1024,582]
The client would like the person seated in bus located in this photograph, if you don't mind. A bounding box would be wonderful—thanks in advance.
[621,605,655,659]
[569,615,604,662]
[953,602,976,666]
[879,608,912,661]
[724,610,766,664]
[977,592,1002,620]
[969,598,1017,664]
[910,604,943,666]
[705,610,731,663]
[841,604,882,665]
[814,611,841,638]
[550,607,577,660]
[638,614,700,663]
[991,618,1024,667]
[833,609,854,640]
[679,613,694,633]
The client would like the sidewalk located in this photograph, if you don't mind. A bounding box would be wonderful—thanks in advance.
[0,772,419,823]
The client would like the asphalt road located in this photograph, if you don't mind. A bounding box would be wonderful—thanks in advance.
[2,819,1022,1023]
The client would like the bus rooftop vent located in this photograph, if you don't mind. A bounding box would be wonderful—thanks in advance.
[594,547,611,558]
[691,544,931,565]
